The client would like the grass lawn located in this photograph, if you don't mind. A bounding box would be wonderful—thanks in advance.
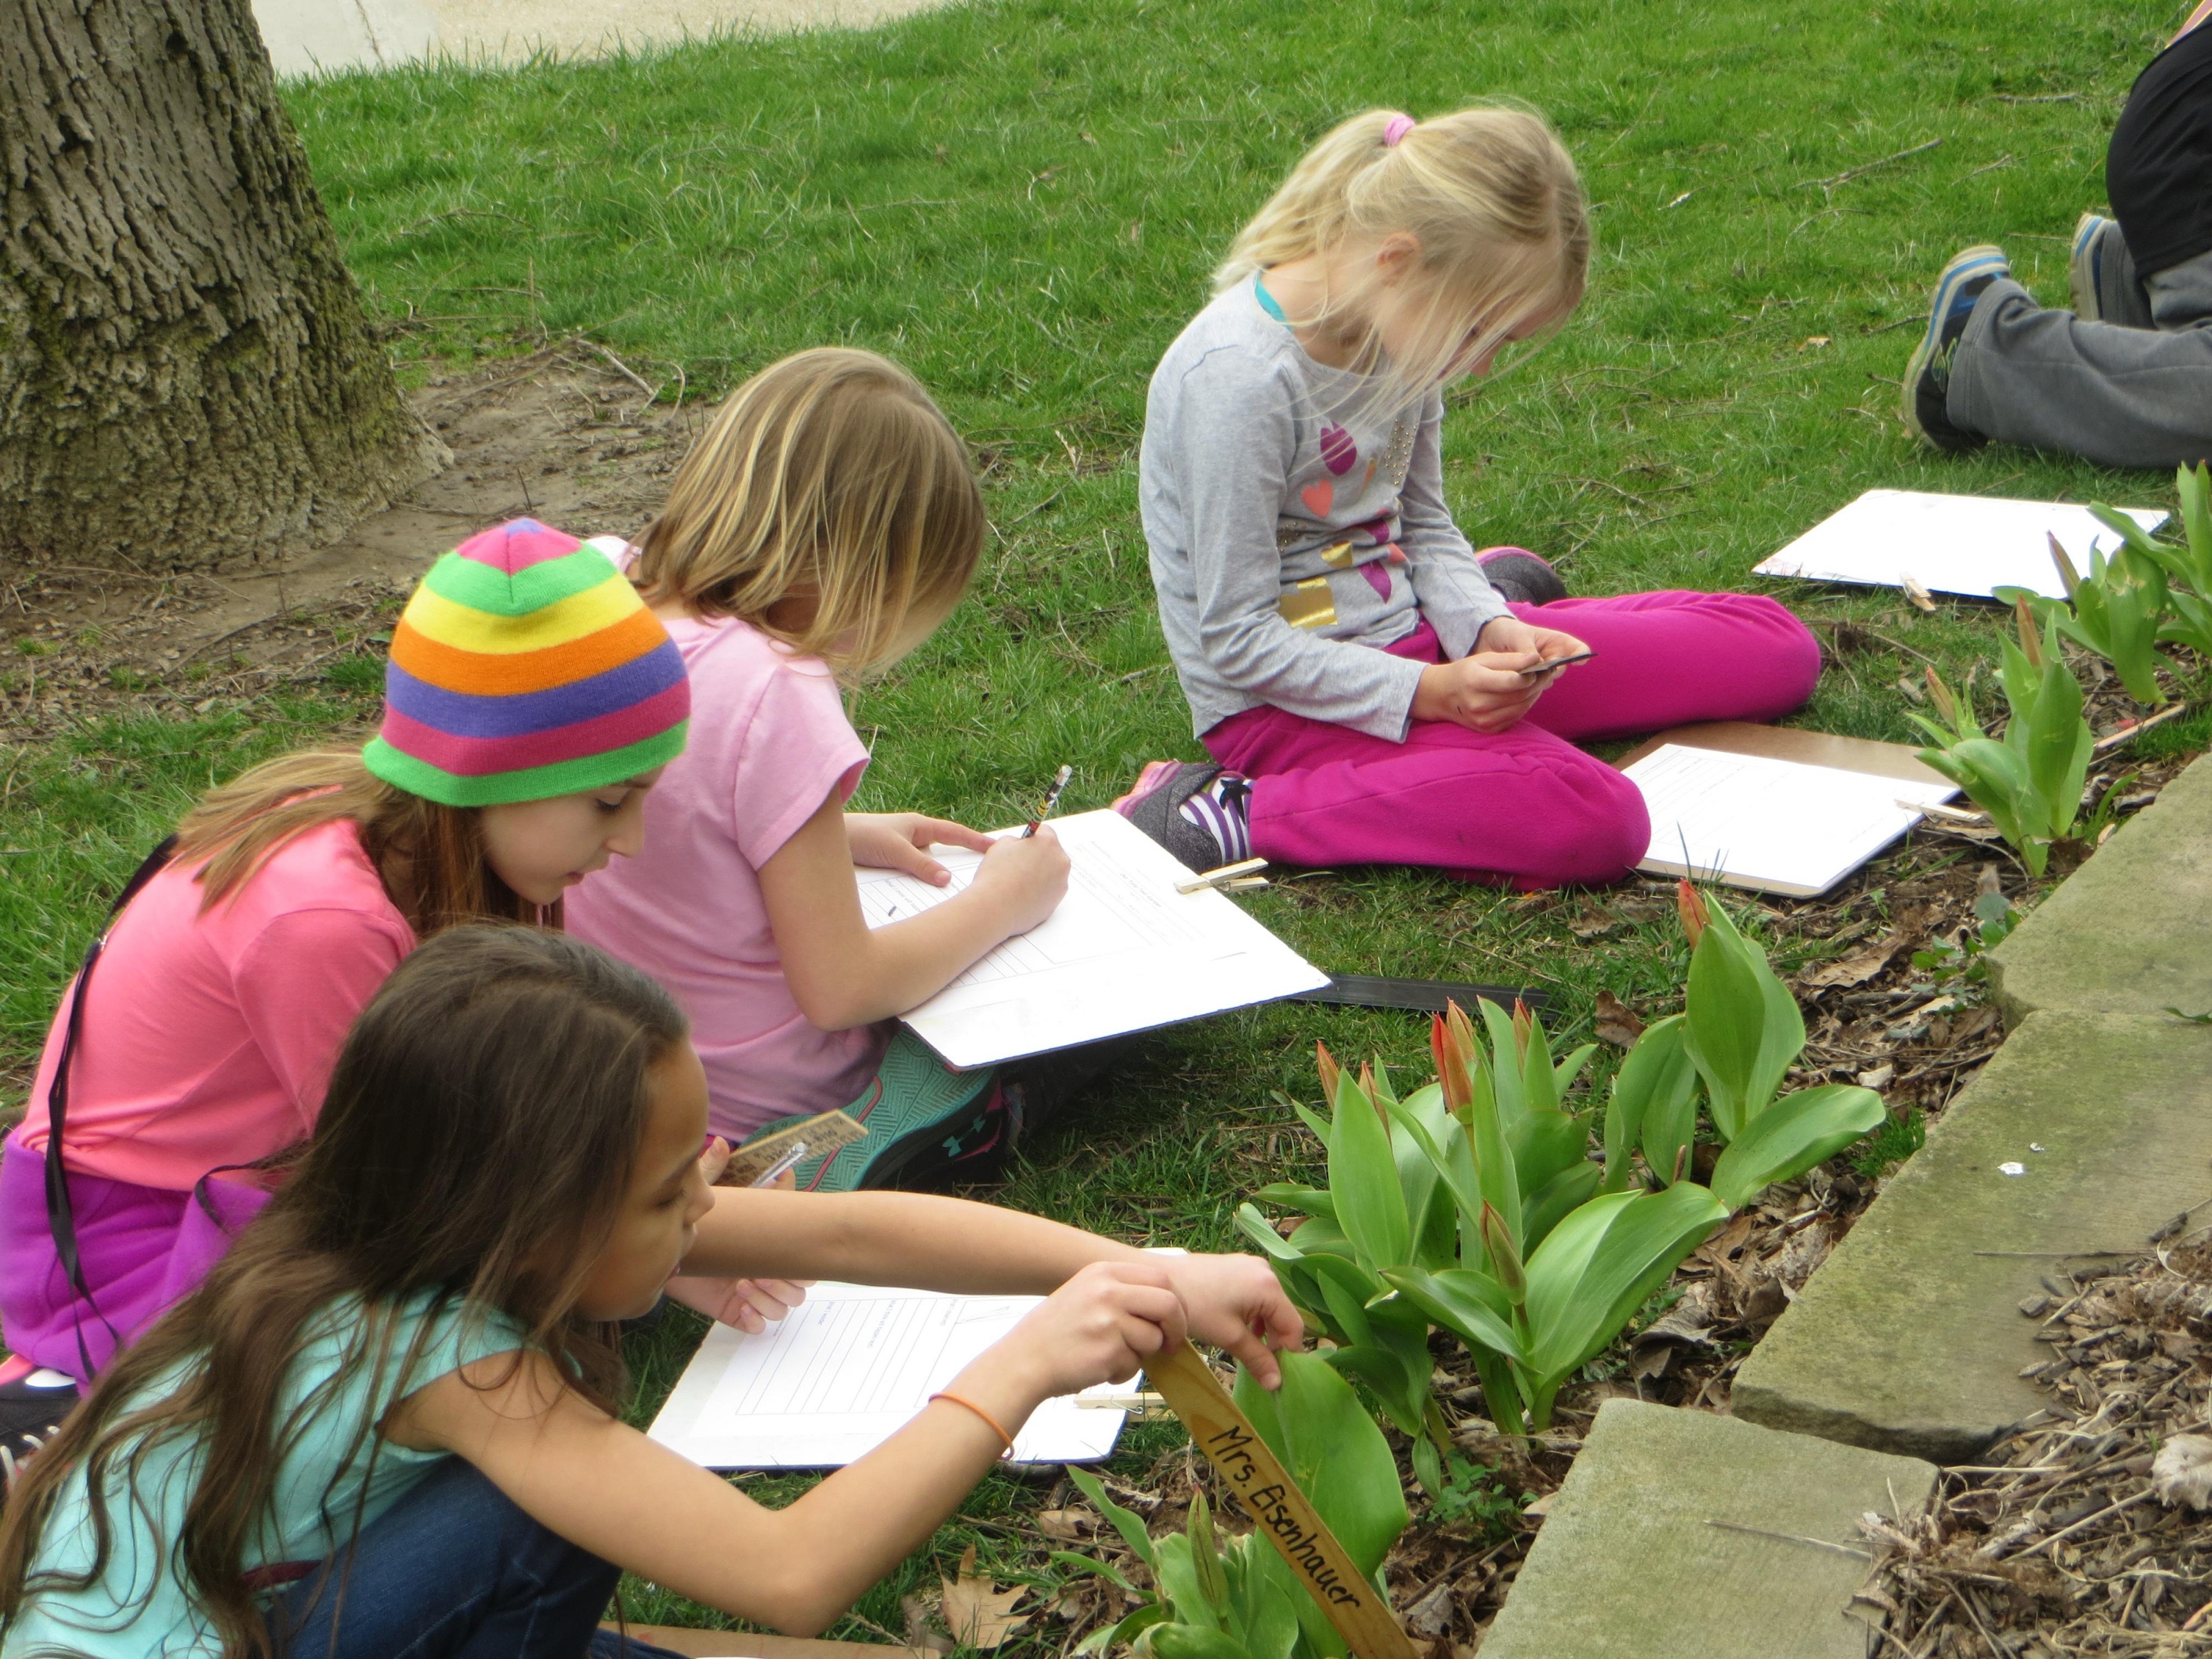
[3,0,2203,1642]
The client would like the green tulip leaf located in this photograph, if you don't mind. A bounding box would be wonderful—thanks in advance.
[1378,1264,1527,1362]
[1521,1183,1730,1391]
[1327,1075,1410,1273]
[1709,1084,1886,1210]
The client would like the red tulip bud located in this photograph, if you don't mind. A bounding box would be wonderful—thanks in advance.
[1676,879,1710,950]
[2015,597,2043,667]
[1315,1041,1341,1110]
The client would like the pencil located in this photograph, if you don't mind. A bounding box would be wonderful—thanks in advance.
[1022,765,1073,838]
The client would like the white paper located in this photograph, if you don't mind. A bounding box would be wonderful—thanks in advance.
[646,1281,1133,1468]
[1625,744,1959,895]
[1754,489,2168,601]
[855,809,1327,1068]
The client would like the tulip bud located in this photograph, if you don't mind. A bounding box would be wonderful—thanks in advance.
[1676,879,1709,950]
[1315,1041,1341,1112]
[1511,999,1533,1065]
[1924,667,1958,729]
[2047,532,2083,602]
[1480,1201,1526,1303]
[2015,597,2043,667]
[1434,1002,1477,1115]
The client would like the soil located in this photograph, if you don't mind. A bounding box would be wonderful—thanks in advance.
[1860,1237,2212,1653]
[0,339,705,746]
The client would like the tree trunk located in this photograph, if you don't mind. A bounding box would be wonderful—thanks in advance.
[0,0,447,573]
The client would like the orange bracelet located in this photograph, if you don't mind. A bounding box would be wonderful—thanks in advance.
[928,1391,1015,1456]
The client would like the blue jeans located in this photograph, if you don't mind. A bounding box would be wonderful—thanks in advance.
[269,1457,686,1659]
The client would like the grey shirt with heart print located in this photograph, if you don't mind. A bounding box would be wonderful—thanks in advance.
[1138,276,1510,743]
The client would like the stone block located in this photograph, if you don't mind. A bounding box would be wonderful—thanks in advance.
[1479,1400,1933,1659]
[1735,1011,2212,1462]
[1989,751,2212,1022]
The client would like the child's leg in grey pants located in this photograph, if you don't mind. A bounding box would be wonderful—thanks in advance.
[1944,245,2212,470]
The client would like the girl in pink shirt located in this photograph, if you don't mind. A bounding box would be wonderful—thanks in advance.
[0,523,690,1436]
[568,348,1069,1184]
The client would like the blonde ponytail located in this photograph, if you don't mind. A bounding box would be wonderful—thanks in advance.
[1217,104,1589,409]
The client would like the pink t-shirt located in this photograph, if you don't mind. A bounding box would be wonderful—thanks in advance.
[567,608,877,1140]
[19,819,415,1191]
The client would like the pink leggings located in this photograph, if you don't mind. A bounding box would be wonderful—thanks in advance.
[1203,589,1821,890]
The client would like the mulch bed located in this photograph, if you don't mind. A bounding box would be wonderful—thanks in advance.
[1855,1237,2212,1655]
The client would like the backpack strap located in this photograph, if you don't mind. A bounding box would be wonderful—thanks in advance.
[44,836,177,1376]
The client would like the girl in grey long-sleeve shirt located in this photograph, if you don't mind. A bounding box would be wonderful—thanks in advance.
[1117,106,1823,889]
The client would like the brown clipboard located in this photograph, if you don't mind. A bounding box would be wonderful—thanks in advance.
[1614,721,1956,899]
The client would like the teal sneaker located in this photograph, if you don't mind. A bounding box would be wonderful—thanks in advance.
[2070,213,2113,320]
[1902,245,2008,452]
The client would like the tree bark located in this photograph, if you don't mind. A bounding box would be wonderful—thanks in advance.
[0,0,447,573]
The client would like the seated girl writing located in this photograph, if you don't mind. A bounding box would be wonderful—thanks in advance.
[0,926,1298,1659]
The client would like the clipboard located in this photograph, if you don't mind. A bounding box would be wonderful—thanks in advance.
[1614,722,1961,897]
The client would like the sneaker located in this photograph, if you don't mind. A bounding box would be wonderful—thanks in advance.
[1477,548,1568,606]
[2070,212,2115,321]
[1114,760,1232,873]
[0,1362,78,1487]
[1901,245,2008,451]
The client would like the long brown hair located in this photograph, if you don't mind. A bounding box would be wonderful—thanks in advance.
[632,347,984,677]
[0,927,688,1656]
[174,749,536,933]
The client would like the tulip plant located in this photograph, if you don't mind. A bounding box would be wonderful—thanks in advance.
[1061,1352,1407,1659]
[2003,533,2171,706]
[1911,601,2095,877]
[1663,883,1887,1210]
[2092,462,2212,664]
[1241,888,1882,1443]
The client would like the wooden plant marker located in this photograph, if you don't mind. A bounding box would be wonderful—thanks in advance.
[1145,1341,1419,1659]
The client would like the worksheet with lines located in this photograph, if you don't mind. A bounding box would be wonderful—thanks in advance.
[1625,744,1958,897]
[853,809,1325,1066]
[646,1282,1133,1468]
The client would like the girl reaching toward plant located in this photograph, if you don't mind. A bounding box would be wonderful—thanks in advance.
[567,347,1071,1184]
[0,523,688,1453]
[1119,105,1823,890]
[0,926,1301,1659]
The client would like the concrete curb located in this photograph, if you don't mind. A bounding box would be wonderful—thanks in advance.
[1479,1400,1936,1659]
[1734,1009,2212,1461]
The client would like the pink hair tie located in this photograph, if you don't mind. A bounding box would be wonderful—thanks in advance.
[1382,113,1417,147]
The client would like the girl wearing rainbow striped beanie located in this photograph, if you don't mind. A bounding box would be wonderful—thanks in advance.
[0,523,689,1439]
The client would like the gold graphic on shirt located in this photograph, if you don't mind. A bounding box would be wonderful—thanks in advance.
[1277,576,1338,629]
[1382,420,1416,487]
[1318,541,1356,569]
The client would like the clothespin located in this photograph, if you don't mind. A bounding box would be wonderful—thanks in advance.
[1177,856,1268,894]
[1074,1391,1172,1418]
[1900,798,1989,824]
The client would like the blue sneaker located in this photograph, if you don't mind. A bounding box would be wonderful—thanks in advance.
[2070,213,2114,321]
[1901,245,2008,451]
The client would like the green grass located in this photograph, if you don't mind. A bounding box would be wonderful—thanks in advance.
[3,0,2204,1642]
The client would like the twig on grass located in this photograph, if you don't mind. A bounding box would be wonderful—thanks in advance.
[1795,138,1943,192]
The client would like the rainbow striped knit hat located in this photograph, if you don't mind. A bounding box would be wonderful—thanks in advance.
[364,519,690,807]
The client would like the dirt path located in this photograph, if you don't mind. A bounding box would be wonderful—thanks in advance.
[0,341,702,745]
[256,0,955,77]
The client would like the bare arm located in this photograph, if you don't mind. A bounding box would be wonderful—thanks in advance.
[681,1186,1301,1383]
[390,1263,1197,1633]
[758,794,1069,1029]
